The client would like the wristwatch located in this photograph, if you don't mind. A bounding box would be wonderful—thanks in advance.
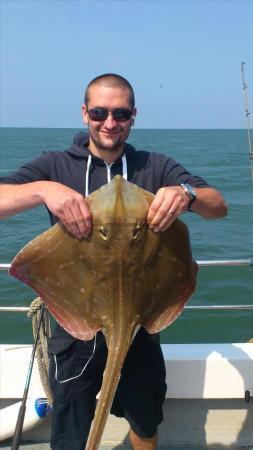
[180,183,197,210]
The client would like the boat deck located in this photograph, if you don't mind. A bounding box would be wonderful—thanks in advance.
[2,444,253,450]
[2,343,253,450]
[2,445,253,450]
[1,443,128,449]
[1,397,253,449]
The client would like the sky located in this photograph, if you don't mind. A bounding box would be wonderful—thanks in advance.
[0,0,253,129]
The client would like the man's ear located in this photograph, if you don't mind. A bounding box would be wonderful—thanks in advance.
[131,107,137,126]
[82,104,89,124]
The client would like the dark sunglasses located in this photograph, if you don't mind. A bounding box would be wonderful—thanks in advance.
[87,107,133,122]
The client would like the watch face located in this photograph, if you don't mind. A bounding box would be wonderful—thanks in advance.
[184,184,196,200]
[180,183,197,205]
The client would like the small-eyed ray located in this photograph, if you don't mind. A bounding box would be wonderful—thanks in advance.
[10,176,197,450]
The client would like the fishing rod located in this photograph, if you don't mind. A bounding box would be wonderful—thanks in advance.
[11,302,45,450]
[241,62,253,184]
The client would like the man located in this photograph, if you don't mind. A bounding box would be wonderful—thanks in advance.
[0,74,227,450]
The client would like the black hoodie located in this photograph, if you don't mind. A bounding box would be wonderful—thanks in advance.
[0,131,209,226]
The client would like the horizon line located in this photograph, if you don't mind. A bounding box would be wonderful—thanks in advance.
[0,126,248,131]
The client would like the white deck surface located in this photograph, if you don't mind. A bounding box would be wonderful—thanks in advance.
[1,398,253,449]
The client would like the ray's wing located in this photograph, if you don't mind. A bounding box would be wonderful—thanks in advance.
[139,221,197,333]
[9,222,102,340]
[137,189,197,333]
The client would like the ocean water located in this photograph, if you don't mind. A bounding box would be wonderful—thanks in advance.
[0,128,252,344]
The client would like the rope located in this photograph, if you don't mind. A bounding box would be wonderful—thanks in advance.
[27,298,53,405]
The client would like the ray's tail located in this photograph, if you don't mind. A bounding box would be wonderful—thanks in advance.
[85,325,136,450]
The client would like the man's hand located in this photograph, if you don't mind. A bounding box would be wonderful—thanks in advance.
[0,181,92,239]
[147,186,189,232]
[41,182,92,239]
[147,185,228,232]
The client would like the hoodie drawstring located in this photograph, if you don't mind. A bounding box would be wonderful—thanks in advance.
[85,150,127,196]
[85,154,92,198]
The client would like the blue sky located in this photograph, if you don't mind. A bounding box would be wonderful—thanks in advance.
[1,0,252,129]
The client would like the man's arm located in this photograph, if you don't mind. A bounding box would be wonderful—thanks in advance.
[0,182,92,239]
[147,186,228,232]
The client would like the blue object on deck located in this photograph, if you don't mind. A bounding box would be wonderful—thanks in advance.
[35,398,50,418]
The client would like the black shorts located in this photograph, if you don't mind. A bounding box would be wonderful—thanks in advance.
[48,326,167,450]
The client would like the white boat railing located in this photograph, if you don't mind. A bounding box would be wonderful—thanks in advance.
[0,259,252,312]
[1,259,252,271]
[196,258,252,267]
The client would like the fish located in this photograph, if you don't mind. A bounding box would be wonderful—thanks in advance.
[9,175,197,450]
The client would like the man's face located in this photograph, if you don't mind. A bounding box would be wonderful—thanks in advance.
[82,85,136,154]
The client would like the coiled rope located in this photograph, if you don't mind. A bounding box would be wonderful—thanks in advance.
[27,297,53,405]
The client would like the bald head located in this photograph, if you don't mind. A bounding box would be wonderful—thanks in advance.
[85,73,135,109]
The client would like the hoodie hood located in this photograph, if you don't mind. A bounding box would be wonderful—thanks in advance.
[67,131,90,158]
[66,131,136,163]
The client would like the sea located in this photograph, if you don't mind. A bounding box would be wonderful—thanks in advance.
[0,128,252,345]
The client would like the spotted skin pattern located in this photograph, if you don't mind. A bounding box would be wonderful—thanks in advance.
[10,176,197,450]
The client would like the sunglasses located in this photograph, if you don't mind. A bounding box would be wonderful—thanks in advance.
[87,107,133,122]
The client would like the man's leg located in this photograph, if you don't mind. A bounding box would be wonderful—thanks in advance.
[129,428,157,450]
[50,391,95,450]
[111,329,166,450]
[48,333,107,450]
